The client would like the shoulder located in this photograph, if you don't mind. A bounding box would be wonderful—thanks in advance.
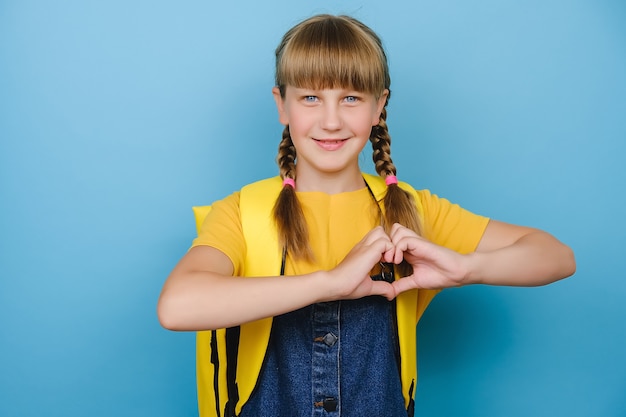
[239,177,283,219]
[192,191,241,234]
[240,176,283,200]
[194,176,281,217]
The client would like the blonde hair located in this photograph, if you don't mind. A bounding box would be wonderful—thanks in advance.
[273,14,421,270]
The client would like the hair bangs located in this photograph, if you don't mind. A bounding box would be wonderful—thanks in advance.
[275,15,389,96]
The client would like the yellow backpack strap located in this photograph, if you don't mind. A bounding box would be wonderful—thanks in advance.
[192,177,284,417]
[235,177,283,415]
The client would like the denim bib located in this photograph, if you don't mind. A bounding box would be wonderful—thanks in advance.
[240,295,408,416]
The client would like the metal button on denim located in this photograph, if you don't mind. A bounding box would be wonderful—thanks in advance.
[323,398,338,412]
[319,332,338,347]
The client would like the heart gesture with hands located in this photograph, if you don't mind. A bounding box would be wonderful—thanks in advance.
[330,223,470,302]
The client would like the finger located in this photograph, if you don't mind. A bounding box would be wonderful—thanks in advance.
[368,279,396,300]
[370,237,396,268]
[389,222,407,235]
[392,235,425,263]
[391,245,405,265]
[346,234,395,273]
[381,246,397,264]
[377,236,396,263]
[361,225,389,246]
[390,275,420,294]
[360,227,395,261]
[389,222,420,244]
[394,234,433,257]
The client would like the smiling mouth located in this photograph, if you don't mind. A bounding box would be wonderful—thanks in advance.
[314,138,347,143]
[313,138,348,151]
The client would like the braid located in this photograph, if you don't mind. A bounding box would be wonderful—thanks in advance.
[371,108,395,177]
[371,107,422,276]
[276,125,297,179]
[273,126,313,262]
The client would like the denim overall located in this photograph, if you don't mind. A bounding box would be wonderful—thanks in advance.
[239,293,409,416]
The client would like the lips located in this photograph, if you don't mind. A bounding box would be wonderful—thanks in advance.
[314,138,348,151]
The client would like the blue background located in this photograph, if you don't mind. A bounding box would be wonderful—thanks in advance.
[1,1,624,416]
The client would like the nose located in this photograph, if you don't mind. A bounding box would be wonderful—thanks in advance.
[320,103,342,131]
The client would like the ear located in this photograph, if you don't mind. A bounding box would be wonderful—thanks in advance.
[372,89,389,126]
[272,86,289,126]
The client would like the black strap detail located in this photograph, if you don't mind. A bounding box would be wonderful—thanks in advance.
[210,330,221,417]
[280,246,287,276]
[406,379,415,416]
[370,262,395,283]
[223,326,241,417]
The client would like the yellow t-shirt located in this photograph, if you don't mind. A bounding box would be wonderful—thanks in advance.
[192,186,489,276]
[191,180,490,417]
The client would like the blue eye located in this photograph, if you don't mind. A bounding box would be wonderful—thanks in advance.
[344,96,359,103]
[304,96,318,102]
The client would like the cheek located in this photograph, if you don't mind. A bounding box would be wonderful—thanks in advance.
[283,112,311,137]
[370,105,382,126]
[359,111,380,132]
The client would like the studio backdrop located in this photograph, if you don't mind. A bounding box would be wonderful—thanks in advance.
[1,1,625,416]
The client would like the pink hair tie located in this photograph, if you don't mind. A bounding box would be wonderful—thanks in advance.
[283,177,295,188]
[385,175,398,186]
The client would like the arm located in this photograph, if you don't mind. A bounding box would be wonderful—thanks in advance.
[466,219,576,286]
[388,220,576,296]
[157,227,398,331]
[157,246,326,331]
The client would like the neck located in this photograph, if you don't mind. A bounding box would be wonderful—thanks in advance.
[294,167,365,194]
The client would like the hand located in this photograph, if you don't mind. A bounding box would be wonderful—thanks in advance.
[326,226,397,301]
[388,223,469,297]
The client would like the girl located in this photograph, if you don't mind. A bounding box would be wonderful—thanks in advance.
[158,14,575,417]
